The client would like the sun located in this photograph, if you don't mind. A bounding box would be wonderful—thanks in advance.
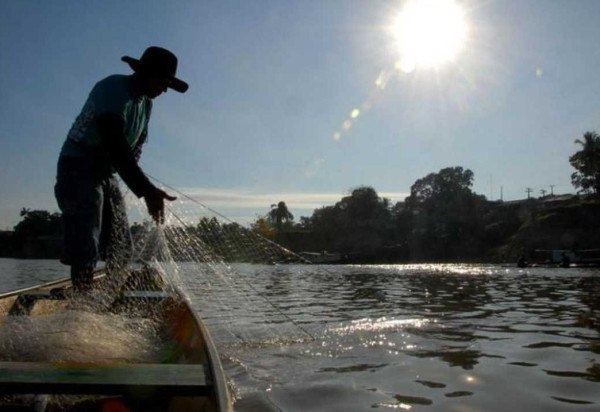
[392,0,468,72]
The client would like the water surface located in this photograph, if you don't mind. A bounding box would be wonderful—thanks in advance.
[2,259,600,411]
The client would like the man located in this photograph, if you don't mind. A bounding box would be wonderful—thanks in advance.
[55,46,186,291]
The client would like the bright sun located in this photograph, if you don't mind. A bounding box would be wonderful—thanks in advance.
[392,0,467,72]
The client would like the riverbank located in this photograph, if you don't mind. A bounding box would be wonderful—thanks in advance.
[2,195,600,264]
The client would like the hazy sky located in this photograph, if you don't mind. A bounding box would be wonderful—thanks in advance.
[2,0,600,229]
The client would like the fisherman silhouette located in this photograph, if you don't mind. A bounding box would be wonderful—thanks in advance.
[55,47,187,291]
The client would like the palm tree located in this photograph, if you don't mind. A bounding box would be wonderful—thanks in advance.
[570,131,600,195]
[268,201,294,231]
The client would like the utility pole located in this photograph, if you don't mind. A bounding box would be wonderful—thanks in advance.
[549,185,555,196]
[500,186,504,202]
[540,189,547,197]
[526,188,533,199]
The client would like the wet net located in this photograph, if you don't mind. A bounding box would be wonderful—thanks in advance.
[112,177,314,345]
[0,179,313,368]
[0,177,315,408]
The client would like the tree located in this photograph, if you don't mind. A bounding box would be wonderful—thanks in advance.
[9,208,63,258]
[403,167,486,260]
[336,187,392,251]
[268,201,294,231]
[405,166,475,209]
[307,205,341,251]
[251,217,276,240]
[570,131,600,196]
[13,208,62,241]
[337,187,390,221]
[306,186,393,255]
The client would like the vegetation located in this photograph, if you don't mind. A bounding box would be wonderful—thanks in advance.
[4,132,600,262]
[400,167,486,260]
[1,208,62,258]
[570,131,600,196]
[295,186,393,257]
[268,201,294,231]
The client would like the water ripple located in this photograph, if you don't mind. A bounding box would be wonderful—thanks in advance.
[5,260,600,411]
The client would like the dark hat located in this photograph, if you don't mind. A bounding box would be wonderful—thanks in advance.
[122,46,188,93]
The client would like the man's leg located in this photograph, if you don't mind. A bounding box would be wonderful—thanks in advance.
[99,177,132,275]
[70,265,94,291]
[55,159,103,292]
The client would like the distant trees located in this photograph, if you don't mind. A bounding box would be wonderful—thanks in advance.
[570,131,600,196]
[15,159,583,262]
[305,204,339,250]
[405,167,475,209]
[249,201,295,241]
[268,201,294,231]
[335,186,393,253]
[247,174,497,261]
[280,167,517,262]
[4,208,63,258]
[251,217,276,240]
[12,208,62,242]
[402,167,487,260]
[293,186,393,256]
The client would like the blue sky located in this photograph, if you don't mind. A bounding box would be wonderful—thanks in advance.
[2,0,600,229]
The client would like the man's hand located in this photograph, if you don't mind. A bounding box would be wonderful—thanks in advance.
[144,188,177,224]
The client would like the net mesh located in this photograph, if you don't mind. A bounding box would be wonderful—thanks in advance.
[0,180,313,366]
[119,181,314,345]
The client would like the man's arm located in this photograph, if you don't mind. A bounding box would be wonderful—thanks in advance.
[96,112,155,198]
[132,130,147,162]
[96,113,176,223]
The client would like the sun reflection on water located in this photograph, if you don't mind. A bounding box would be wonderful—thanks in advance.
[347,263,497,276]
[329,316,432,336]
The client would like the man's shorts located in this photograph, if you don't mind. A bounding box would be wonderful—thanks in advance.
[54,157,132,268]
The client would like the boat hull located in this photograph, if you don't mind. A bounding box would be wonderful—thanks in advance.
[0,268,233,412]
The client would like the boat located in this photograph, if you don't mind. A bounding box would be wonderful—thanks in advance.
[299,251,343,264]
[0,266,233,412]
[524,249,600,268]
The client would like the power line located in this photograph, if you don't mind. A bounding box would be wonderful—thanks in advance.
[525,188,534,199]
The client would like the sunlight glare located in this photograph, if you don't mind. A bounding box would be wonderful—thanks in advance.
[392,0,467,70]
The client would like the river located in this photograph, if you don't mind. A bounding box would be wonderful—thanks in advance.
[1,258,600,411]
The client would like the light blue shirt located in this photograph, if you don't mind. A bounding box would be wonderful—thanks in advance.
[60,74,152,157]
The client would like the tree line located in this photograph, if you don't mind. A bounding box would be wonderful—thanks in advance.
[258,167,512,262]
[0,209,62,258]
[2,130,600,262]
[255,130,600,262]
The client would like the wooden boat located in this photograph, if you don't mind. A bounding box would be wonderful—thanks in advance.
[529,249,600,267]
[299,251,342,264]
[0,267,233,412]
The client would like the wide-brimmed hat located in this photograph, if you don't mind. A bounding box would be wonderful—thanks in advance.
[122,46,188,93]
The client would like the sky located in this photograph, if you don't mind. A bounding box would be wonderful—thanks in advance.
[2,0,600,229]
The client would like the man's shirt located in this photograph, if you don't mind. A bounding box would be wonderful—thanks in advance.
[60,74,152,158]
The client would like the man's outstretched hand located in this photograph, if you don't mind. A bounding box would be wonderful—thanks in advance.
[144,187,177,224]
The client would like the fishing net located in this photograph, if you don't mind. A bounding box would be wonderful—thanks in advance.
[0,178,314,409]
[0,178,313,367]
[115,177,314,346]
